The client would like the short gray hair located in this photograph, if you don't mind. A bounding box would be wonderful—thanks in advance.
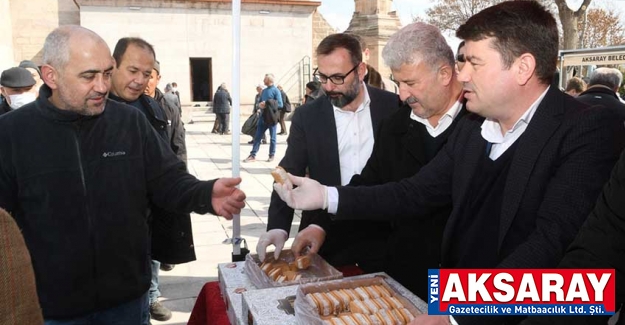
[265,73,275,83]
[382,22,454,72]
[589,68,623,90]
[43,25,101,70]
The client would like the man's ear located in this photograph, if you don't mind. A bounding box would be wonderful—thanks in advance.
[438,64,453,86]
[516,53,536,86]
[357,62,367,82]
[40,65,58,90]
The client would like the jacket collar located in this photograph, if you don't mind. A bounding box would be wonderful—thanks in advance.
[579,86,619,99]
[35,84,101,122]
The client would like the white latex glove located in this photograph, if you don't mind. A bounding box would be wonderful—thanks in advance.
[292,225,326,258]
[273,173,328,211]
[256,229,288,262]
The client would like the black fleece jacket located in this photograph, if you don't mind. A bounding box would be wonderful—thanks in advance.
[0,86,216,319]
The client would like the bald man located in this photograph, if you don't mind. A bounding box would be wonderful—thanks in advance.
[0,25,246,324]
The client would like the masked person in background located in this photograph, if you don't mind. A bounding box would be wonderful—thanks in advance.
[0,67,37,115]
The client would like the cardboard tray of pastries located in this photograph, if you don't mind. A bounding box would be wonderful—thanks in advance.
[245,249,343,289]
[295,275,424,325]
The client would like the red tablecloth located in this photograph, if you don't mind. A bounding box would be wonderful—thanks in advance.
[187,265,364,325]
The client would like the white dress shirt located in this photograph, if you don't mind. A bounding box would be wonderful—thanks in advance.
[410,100,463,137]
[481,87,549,160]
[333,85,374,186]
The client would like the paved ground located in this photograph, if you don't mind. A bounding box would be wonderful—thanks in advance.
[155,109,299,325]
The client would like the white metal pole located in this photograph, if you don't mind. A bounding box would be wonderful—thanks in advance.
[231,0,242,256]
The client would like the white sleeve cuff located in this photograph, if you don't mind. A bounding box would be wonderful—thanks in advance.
[327,187,339,214]
[450,316,459,325]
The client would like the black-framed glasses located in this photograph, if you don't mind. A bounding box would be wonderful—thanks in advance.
[313,63,360,85]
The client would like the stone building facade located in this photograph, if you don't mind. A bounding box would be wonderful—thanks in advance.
[0,0,398,105]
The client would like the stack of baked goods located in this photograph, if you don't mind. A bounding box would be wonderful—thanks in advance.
[259,255,311,283]
[305,284,416,325]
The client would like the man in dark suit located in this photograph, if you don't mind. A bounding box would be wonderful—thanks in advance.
[255,33,401,270]
[291,22,466,300]
[519,153,625,325]
[273,2,625,325]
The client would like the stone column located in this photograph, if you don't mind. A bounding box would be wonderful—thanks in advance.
[346,0,401,79]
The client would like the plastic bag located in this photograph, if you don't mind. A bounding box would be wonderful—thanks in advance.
[241,113,258,136]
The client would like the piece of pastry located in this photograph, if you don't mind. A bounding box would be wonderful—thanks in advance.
[364,286,381,299]
[329,318,347,325]
[343,288,360,301]
[374,285,393,297]
[339,314,358,325]
[348,300,369,314]
[268,268,281,281]
[313,292,331,316]
[261,262,273,273]
[295,255,311,270]
[392,309,407,325]
[381,296,404,309]
[376,309,395,325]
[363,299,380,314]
[333,290,351,308]
[398,308,415,322]
[329,290,346,310]
[308,293,322,314]
[352,313,373,325]
[323,292,341,315]
[271,166,289,184]
[355,287,370,300]
[374,297,391,310]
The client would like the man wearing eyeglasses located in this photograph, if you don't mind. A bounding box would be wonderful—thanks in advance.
[256,33,401,271]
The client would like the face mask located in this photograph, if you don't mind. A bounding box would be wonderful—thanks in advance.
[172,87,178,92]
[8,92,37,109]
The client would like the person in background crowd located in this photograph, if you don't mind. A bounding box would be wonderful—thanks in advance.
[109,37,192,323]
[248,84,267,144]
[145,61,191,278]
[455,41,466,74]
[0,25,245,325]
[243,73,283,163]
[565,76,586,97]
[19,60,44,95]
[277,84,292,135]
[213,83,232,135]
[272,2,625,324]
[0,67,36,115]
[348,33,399,94]
[303,80,321,104]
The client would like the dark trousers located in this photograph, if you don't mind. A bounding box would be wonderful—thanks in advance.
[279,110,288,134]
[216,113,229,134]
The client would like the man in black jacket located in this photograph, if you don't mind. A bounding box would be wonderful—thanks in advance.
[213,83,232,135]
[273,2,625,325]
[291,22,466,301]
[576,67,625,114]
[0,25,245,324]
[256,33,401,271]
[143,57,192,321]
